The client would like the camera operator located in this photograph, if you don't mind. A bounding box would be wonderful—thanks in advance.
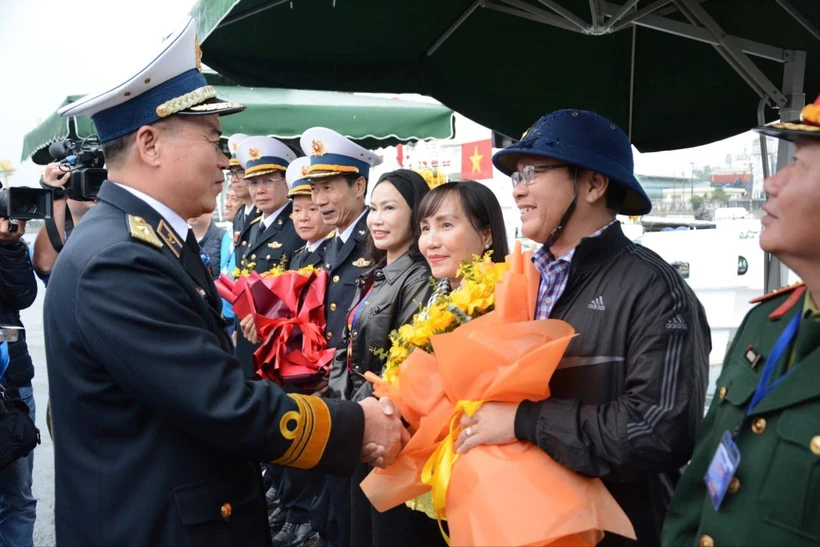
[0,212,39,547]
[32,163,96,280]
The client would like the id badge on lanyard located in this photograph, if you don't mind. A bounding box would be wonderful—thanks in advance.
[703,311,801,510]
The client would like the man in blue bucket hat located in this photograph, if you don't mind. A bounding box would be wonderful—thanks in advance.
[455,109,712,546]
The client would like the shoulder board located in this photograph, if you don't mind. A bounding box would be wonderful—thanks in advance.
[750,282,806,320]
[749,281,805,304]
[325,230,336,240]
[250,216,263,225]
[127,215,163,249]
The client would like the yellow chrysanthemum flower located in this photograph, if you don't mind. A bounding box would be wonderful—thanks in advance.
[379,252,509,385]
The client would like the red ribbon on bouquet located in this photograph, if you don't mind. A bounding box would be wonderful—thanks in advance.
[253,271,334,386]
[216,270,334,387]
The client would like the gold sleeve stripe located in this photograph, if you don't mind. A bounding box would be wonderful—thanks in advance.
[272,394,332,469]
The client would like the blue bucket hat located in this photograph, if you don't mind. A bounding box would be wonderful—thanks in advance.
[492,109,652,216]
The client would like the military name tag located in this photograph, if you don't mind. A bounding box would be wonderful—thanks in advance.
[704,431,741,510]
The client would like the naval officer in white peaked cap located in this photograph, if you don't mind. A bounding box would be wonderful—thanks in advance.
[44,16,407,547]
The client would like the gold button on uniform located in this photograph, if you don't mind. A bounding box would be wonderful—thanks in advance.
[727,477,740,495]
[699,534,714,547]
[220,502,232,519]
[251,254,256,260]
[330,303,337,311]
[326,331,332,340]
[242,241,247,247]
[751,418,767,434]
[811,435,820,456]
[333,275,340,283]
[718,386,727,400]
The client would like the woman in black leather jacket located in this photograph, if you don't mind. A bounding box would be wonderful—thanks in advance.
[340,170,444,547]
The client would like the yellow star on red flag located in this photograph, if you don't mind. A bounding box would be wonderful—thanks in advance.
[469,146,483,175]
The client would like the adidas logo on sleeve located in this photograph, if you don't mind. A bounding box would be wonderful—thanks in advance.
[588,296,606,311]
[666,314,688,330]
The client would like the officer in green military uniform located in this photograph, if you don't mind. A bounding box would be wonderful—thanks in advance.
[662,95,820,547]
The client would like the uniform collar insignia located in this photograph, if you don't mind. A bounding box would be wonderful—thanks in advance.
[358,230,366,236]
[127,215,163,250]
[156,219,183,258]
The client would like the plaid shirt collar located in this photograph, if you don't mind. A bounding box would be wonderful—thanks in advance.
[532,220,617,319]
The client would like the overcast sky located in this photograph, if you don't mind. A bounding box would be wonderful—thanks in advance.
[0,0,196,187]
[0,0,772,189]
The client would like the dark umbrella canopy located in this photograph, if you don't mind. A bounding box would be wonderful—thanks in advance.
[193,0,820,152]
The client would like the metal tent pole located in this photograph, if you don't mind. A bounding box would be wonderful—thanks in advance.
[764,50,806,293]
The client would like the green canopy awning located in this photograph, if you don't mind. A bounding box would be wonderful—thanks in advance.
[22,85,455,164]
[191,0,820,153]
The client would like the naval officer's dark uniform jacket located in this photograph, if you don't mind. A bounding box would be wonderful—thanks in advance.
[44,182,364,547]
[290,237,332,271]
[323,212,371,354]
[234,203,262,246]
[663,283,820,547]
[311,211,372,547]
[234,201,304,379]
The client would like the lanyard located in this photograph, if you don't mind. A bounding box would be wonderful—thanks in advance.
[348,287,372,330]
[0,342,8,380]
[746,311,801,416]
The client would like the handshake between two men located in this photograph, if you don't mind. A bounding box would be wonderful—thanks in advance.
[358,396,410,468]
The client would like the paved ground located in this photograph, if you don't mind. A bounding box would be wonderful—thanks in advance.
[19,274,56,546]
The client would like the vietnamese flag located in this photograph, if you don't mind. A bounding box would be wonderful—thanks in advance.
[461,139,493,180]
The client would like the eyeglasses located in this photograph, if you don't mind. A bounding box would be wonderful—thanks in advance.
[510,163,570,188]
[231,168,245,179]
[247,176,285,188]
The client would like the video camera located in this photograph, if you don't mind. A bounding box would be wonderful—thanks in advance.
[0,185,53,227]
[46,137,106,201]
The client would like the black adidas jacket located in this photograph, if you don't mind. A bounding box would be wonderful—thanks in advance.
[514,222,710,547]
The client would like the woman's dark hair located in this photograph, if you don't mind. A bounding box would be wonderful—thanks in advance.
[366,169,431,264]
[416,180,509,262]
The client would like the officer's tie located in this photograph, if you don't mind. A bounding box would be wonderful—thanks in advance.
[330,236,344,267]
[184,230,220,304]
[249,221,265,249]
[791,315,820,369]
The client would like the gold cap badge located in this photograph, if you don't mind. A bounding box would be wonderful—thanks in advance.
[248,147,261,160]
[311,139,326,157]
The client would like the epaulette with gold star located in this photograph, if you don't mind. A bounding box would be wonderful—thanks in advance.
[127,215,163,249]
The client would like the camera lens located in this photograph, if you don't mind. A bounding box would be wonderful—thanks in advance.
[10,196,37,215]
